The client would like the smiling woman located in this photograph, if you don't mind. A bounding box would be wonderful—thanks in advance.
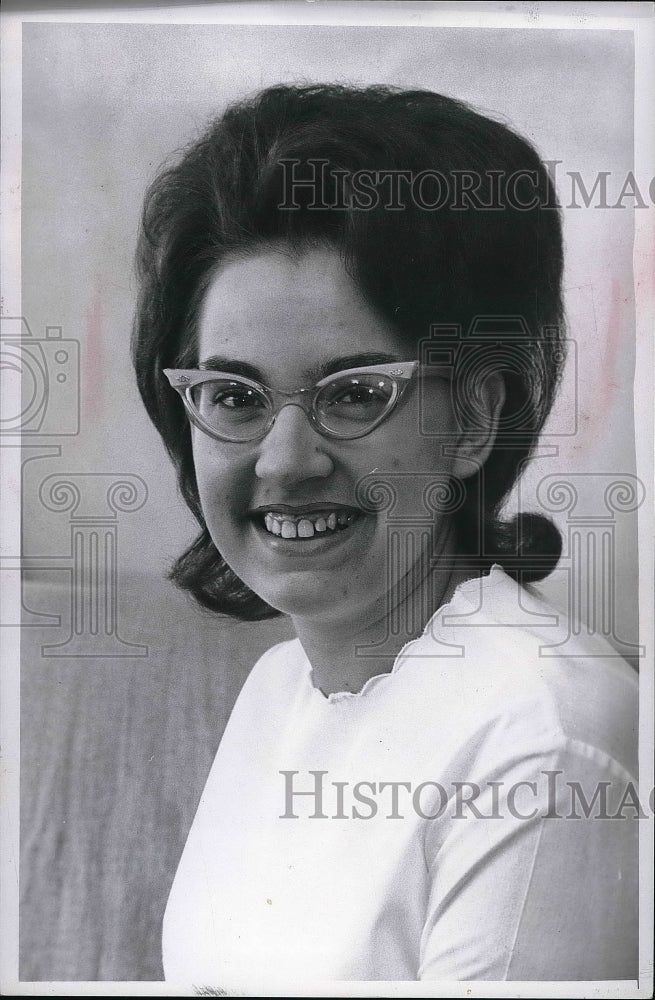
[131,85,637,986]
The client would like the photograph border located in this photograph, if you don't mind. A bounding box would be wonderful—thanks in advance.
[1,2,653,997]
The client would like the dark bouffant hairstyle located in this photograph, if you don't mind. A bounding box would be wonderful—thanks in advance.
[132,83,565,620]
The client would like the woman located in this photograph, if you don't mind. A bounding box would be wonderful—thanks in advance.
[132,85,637,985]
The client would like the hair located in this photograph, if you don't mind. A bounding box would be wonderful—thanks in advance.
[132,83,565,620]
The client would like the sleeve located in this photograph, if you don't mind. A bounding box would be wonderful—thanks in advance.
[418,742,639,981]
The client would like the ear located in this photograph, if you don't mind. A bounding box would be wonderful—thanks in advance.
[450,372,505,480]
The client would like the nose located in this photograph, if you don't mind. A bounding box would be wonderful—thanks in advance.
[254,403,334,485]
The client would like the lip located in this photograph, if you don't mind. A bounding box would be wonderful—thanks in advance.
[250,502,360,516]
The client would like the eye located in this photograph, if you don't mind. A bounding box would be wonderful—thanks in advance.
[325,377,393,408]
[191,379,268,420]
[315,374,396,431]
[334,386,381,405]
[211,386,265,409]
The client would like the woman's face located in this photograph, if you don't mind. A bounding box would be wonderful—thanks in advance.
[192,246,467,625]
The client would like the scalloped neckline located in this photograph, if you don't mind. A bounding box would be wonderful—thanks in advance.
[301,564,506,704]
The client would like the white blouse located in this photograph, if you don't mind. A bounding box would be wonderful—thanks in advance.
[162,567,638,989]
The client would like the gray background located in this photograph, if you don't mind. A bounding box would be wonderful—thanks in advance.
[19,22,639,980]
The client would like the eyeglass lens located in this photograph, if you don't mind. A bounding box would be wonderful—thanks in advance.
[189,372,398,440]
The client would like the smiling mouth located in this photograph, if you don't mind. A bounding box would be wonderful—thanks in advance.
[254,507,361,540]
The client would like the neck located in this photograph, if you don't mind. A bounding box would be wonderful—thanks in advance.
[291,549,476,697]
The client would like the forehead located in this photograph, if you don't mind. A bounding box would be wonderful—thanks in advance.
[196,246,405,374]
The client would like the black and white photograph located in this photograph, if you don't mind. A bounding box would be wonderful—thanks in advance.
[1,1,653,996]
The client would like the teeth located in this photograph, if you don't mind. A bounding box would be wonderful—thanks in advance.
[261,509,357,538]
[264,514,281,535]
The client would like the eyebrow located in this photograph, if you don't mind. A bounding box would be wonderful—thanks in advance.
[198,352,406,384]
[199,356,265,381]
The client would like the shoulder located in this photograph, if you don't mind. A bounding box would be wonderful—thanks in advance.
[402,566,638,777]
[205,637,308,763]
[236,636,310,705]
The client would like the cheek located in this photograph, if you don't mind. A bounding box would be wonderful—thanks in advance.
[367,422,457,483]
[191,438,252,531]
[359,421,458,531]
[192,439,220,506]
[405,382,460,450]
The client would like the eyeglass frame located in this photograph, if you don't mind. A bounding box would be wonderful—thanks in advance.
[163,361,451,443]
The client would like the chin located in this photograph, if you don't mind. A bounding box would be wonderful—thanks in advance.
[249,571,367,621]
[252,580,335,618]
